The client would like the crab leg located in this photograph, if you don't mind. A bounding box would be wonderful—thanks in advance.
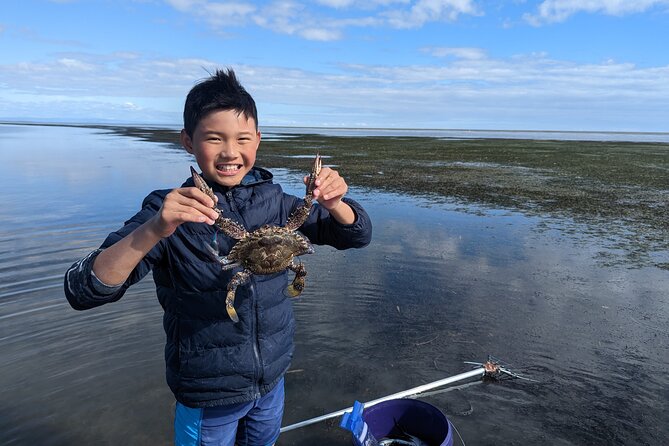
[190,166,248,240]
[286,154,322,231]
[286,261,307,297]
[204,238,241,270]
[226,269,251,323]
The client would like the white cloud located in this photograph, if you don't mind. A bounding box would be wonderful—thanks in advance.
[316,0,356,7]
[1,51,668,131]
[252,1,306,35]
[164,0,256,26]
[316,0,411,7]
[162,0,481,40]
[57,58,96,71]
[524,0,669,25]
[0,54,211,98]
[123,102,141,110]
[423,47,487,60]
[384,0,481,28]
[299,27,343,41]
[246,55,669,130]
[252,1,365,41]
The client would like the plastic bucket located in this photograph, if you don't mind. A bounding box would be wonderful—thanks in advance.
[362,398,453,446]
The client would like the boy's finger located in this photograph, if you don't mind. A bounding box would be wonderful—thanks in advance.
[194,204,220,221]
[183,187,216,208]
[319,175,346,199]
[172,194,219,220]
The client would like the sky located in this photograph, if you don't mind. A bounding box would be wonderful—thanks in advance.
[1,0,668,132]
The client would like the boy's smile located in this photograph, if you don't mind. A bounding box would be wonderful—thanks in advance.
[181,109,261,188]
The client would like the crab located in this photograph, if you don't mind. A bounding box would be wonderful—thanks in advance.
[190,154,322,323]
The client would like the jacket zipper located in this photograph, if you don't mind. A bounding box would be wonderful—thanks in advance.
[225,191,236,212]
[250,278,262,398]
[226,190,262,398]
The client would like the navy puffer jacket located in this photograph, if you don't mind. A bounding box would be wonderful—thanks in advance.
[64,167,372,407]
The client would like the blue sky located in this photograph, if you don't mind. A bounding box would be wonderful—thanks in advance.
[1,0,668,131]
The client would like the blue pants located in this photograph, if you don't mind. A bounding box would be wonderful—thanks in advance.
[174,379,284,446]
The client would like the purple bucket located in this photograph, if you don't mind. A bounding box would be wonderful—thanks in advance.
[362,399,453,446]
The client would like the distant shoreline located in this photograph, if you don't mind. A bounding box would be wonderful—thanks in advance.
[2,120,669,143]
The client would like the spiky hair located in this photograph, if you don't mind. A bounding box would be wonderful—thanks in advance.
[183,68,258,137]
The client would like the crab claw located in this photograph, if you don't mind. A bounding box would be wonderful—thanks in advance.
[306,153,322,196]
[190,166,216,203]
[225,270,250,323]
[226,292,240,323]
[286,262,307,297]
[286,282,304,297]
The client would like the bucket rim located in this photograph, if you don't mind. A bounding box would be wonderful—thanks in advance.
[361,398,453,446]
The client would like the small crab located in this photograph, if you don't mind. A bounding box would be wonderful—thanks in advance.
[190,154,322,323]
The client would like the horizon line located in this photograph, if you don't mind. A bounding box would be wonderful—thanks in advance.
[1,119,668,137]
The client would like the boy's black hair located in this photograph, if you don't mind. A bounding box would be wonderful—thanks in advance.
[183,68,258,137]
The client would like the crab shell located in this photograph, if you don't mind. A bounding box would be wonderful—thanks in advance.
[227,225,314,274]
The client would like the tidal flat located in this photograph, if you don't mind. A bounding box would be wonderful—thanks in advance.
[110,125,669,269]
[2,122,668,445]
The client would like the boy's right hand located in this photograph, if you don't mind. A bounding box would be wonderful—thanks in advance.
[91,186,219,286]
[148,187,220,238]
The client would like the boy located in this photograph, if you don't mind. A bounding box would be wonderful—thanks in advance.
[64,68,372,446]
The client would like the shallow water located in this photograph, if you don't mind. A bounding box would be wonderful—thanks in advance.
[1,123,668,445]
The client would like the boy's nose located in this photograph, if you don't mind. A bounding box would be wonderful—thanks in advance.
[218,143,238,157]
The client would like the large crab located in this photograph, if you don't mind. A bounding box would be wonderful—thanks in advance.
[190,154,322,323]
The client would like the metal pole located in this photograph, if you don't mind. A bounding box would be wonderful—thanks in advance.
[280,366,485,433]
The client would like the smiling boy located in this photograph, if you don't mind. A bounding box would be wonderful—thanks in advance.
[64,69,372,445]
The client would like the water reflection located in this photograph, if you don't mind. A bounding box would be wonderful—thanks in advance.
[1,124,667,445]
[284,195,669,445]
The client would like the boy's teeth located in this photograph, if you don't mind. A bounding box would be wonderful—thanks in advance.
[218,165,239,171]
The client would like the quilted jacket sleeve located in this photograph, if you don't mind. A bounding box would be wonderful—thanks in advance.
[63,190,168,310]
[295,196,372,249]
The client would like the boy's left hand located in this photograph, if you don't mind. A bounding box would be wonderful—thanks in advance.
[305,167,347,211]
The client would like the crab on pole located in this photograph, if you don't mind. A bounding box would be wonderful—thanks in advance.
[280,359,504,434]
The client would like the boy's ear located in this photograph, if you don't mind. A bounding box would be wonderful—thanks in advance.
[180,129,193,154]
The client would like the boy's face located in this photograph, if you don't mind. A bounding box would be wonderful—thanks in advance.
[181,109,261,188]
